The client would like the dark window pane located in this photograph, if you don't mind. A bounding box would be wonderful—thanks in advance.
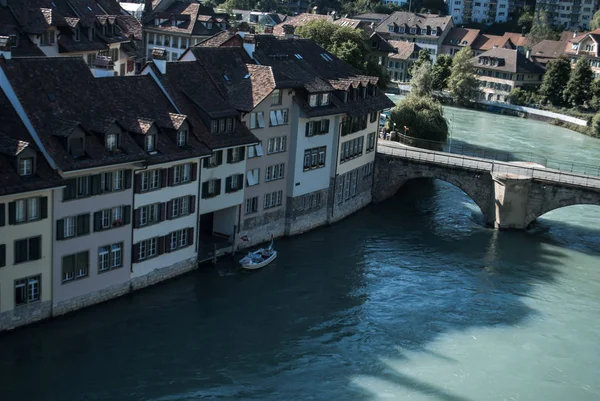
[14,279,26,305]
[14,239,28,263]
[29,237,41,260]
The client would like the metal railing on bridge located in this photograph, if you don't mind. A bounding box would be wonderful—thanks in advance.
[378,142,600,190]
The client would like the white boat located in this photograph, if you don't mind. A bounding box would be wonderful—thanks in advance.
[240,238,277,270]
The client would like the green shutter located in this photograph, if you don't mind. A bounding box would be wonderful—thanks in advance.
[8,201,16,225]
[124,206,131,225]
[56,219,65,240]
[0,204,5,226]
[124,170,132,189]
[91,174,101,195]
[0,244,5,267]
[63,179,76,201]
[93,211,102,232]
[40,197,48,219]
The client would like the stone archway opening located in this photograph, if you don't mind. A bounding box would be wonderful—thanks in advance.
[527,204,600,229]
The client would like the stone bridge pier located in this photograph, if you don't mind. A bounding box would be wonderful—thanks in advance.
[374,152,600,229]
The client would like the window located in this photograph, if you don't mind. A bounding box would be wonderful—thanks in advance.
[228,147,245,163]
[173,163,191,185]
[269,109,289,126]
[14,197,41,223]
[309,93,329,107]
[145,134,156,152]
[62,251,89,282]
[57,213,89,240]
[177,130,188,147]
[303,147,326,171]
[148,33,155,44]
[94,206,129,231]
[202,179,221,198]
[41,30,55,46]
[267,136,287,154]
[421,29,427,35]
[171,196,191,218]
[265,163,285,182]
[305,120,329,137]
[263,190,283,210]
[247,143,264,158]
[245,197,259,214]
[77,176,89,198]
[271,89,282,105]
[410,28,416,34]
[14,236,41,264]
[98,243,122,272]
[246,168,260,186]
[205,150,223,168]
[140,170,161,192]
[369,111,378,123]
[139,203,160,227]
[18,157,33,176]
[340,137,364,163]
[64,216,76,238]
[388,25,394,32]
[14,275,40,306]
[249,111,265,129]
[0,244,4,268]
[168,229,190,251]
[105,133,119,151]
[309,94,318,107]
[367,132,376,152]
[303,192,321,210]
[225,174,244,193]
[320,93,330,106]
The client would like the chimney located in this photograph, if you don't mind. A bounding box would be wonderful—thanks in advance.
[573,31,577,38]
[143,0,153,19]
[152,48,168,74]
[242,34,255,59]
[93,55,115,77]
[0,36,11,60]
[282,24,295,39]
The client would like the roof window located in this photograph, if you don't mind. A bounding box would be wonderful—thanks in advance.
[320,53,333,61]
[244,73,251,79]
[294,54,303,59]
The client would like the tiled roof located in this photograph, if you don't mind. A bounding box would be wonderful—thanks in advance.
[472,48,544,74]
[143,2,227,37]
[531,40,565,63]
[354,13,389,21]
[501,32,529,48]
[387,41,420,60]
[272,13,332,36]
[443,27,480,46]
[376,12,451,34]
[117,15,143,41]
[0,85,63,196]
[561,30,587,42]
[334,17,362,30]
[197,30,239,47]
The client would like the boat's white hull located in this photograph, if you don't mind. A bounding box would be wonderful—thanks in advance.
[240,250,277,270]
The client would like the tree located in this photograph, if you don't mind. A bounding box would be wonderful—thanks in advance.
[507,87,529,105]
[446,47,479,106]
[517,6,534,33]
[389,94,449,144]
[431,54,452,90]
[527,9,559,46]
[564,56,594,106]
[590,78,600,110]
[539,56,571,106]
[410,49,431,76]
[410,62,433,97]
[591,9,600,30]
[591,112,600,137]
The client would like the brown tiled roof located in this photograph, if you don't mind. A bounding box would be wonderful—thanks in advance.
[117,15,143,41]
[334,17,362,30]
[472,48,544,74]
[387,41,421,60]
[0,86,63,196]
[561,30,587,42]
[472,34,510,52]
[501,32,529,48]
[531,40,565,63]
[143,2,227,37]
[376,12,452,34]
[272,13,332,36]
[443,27,480,46]
[354,13,389,22]
[197,30,238,47]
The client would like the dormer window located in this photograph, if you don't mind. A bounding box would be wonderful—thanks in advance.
[106,133,119,151]
[399,27,405,33]
[40,30,55,46]
[74,27,80,42]
[19,157,33,176]
[388,25,394,32]
[89,27,95,41]
[102,24,107,36]
[177,129,188,147]
[420,29,427,35]
[320,93,330,106]
[430,29,438,36]
[342,91,348,103]
[145,133,156,153]
[207,22,213,29]
[309,94,318,107]
[69,133,85,158]
[410,28,416,34]
[360,87,367,99]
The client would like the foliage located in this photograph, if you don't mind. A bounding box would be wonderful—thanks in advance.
[591,113,600,137]
[539,56,571,106]
[431,54,452,91]
[410,62,433,97]
[591,9,600,30]
[507,87,541,106]
[389,94,448,142]
[590,78,600,110]
[527,9,559,46]
[410,49,431,76]
[446,47,479,106]
[517,6,534,33]
[564,56,594,106]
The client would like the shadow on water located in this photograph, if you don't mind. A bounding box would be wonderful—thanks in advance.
[0,180,593,401]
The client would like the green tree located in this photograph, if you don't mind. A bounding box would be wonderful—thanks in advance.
[591,9,600,30]
[539,56,571,106]
[410,49,431,76]
[410,62,433,97]
[590,78,600,110]
[389,94,448,144]
[446,47,479,106]
[564,56,594,106]
[527,9,559,46]
[431,54,452,90]
[517,6,534,33]
[507,87,529,105]
[591,112,600,137]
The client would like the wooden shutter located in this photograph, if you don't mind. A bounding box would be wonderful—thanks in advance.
[158,236,165,255]
[134,208,141,228]
[79,213,90,235]
[191,163,198,181]
[0,244,5,268]
[203,157,209,168]
[132,243,140,263]
[56,218,65,240]
[239,147,246,161]
[124,206,131,225]
[134,173,142,193]
[0,204,5,226]
[188,227,194,247]
[29,236,41,260]
[201,181,209,199]
[216,150,223,165]
[63,179,76,201]
[305,122,310,137]
[215,179,222,196]
[40,197,48,219]
[159,202,166,221]
[161,168,169,188]
[168,167,175,186]
[227,148,233,163]
[90,174,101,195]
[93,211,102,232]
[163,234,172,253]
[8,201,16,225]
[124,169,132,189]
[166,200,173,220]
[189,196,196,214]
[225,176,232,193]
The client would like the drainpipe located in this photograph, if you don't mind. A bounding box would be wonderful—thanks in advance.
[130,162,148,274]
[195,159,203,257]
[331,116,343,220]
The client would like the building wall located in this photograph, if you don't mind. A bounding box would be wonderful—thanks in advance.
[200,150,246,214]
[146,32,191,61]
[30,30,59,57]
[331,163,375,223]
[336,122,378,176]
[0,189,55,330]
[52,168,133,315]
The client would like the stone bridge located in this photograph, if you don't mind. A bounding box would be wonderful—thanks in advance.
[374,142,600,229]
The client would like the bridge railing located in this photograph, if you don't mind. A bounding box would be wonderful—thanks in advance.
[378,143,600,190]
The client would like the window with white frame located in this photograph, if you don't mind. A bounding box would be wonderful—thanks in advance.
[177,129,188,147]
[309,93,330,107]
[64,216,76,238]
[269,109,288,126]
[247,143,264,158]
[169,229,189,250]
[141,170,161,191]
[245,196,258,214]
[62,251,89,282]
[14,275,41,306]
[366,132,376,152]
[145,133,156,152]
[265,163,285,182]
[106,133,119,151]
[271,89,282,105]
[15,197,40,223]
[113,170,124,191]
[263,190,283,209]
[19,157,33,176]
[303,146,326,171]
[173,163,191,185]
[77,176,89,198]
[246,168,260,186]
[98,242,122,272]
[267,136,287,154]
[171,196,190,218]
[305,119,329,136]
[340,137,364,163]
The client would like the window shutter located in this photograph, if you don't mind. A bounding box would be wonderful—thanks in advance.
[132,243,140,263]
[158,236,165,255]
[124,170,132,189]
[168,167,175,186]
[191,163,198,181]
[238,174,245,189]
[93,211,102,232]
[188,227,194,247]
[216,150,223,165]
[30,237,41,260]
[201,181,209,199]
[189,195,196,214]
[216,179,222,196]
[203,157,209,168]
[56,218,65,240]
[160,202,166,221]
[80,213,90,235]
[134,208,141,228]
[134,173,142,193]
[225,176,232,193]
[161,168,169,188]
[0,204,5,226]
[166,200,173,219]
[163,235,172,253]
[124,206,131,225]
[305,122,310,137]
[227,148,233,163]
[40,197,48,219]
[63,179,76,201]
[8,201,16,225]
[91,174,101,195]
[239,147,245,161]
[0,244,5,268]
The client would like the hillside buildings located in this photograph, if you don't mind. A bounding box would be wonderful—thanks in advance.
[535,0,598,31]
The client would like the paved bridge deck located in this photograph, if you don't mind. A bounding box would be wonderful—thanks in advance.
[377,141,600,191]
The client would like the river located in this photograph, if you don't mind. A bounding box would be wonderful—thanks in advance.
[1,99,599,401]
